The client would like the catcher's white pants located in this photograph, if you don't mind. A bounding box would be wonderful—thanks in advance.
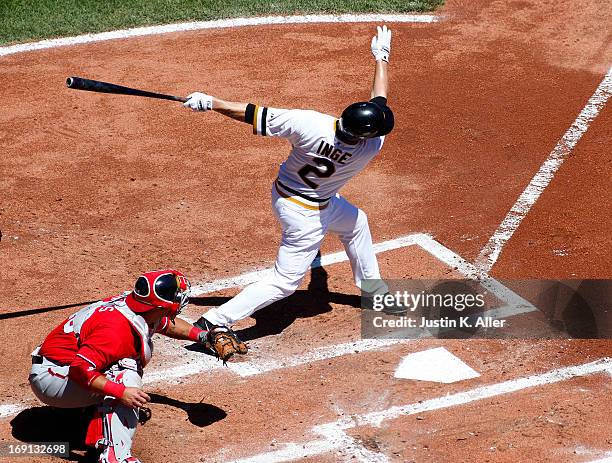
[204,185,387,326]
[29,356,141,463]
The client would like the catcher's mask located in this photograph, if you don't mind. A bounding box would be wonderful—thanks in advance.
[126,269,190,318]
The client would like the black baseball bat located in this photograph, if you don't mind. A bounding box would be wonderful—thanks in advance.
[66,76,187,103]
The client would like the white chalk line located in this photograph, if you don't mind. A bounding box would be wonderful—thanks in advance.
[314,425,391,463]
[4,233,534,418]
[0,14,438,58]
[226,358,612,463]
[189,234,420,295]
[148,233,426,383]
[585,457,612,463]
[0,404,27,419]
[476,67,612,272]
[150,233,536,382]
[144,337,408,384]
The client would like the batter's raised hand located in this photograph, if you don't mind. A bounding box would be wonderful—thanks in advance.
[371,25,391,62]
[184,92,213,111]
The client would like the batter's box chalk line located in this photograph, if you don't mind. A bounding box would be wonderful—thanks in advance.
[225,357,612,463]
[476,66,612,272]
[2,232,533,419]
[149,232,536,383]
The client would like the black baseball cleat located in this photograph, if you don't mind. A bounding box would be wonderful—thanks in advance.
[194,316,215,331]
[381,294,407,316]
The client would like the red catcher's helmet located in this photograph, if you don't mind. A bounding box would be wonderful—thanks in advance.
[125,269,190,318]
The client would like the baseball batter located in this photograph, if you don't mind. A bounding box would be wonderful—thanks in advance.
[29,269,245,463]
[184,25,394,331]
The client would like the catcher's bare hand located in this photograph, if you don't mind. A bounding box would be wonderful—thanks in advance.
[120,387,151,409]
[206,326,248,363]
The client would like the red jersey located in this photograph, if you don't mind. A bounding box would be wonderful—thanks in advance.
[39,294,169,389]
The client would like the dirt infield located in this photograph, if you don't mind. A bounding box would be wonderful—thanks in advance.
[0,0,611,462]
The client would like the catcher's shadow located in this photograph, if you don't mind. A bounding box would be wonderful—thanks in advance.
[149,393,226,427]
[189,253,361,342]
[10,406,98,462]
[10,397,225,462]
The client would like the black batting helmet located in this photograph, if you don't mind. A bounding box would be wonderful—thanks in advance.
[339,102,386,139]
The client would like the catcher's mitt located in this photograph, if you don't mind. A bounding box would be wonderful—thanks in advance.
[206,326,248,363]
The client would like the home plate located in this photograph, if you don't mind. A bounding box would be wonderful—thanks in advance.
[394,347,481,383]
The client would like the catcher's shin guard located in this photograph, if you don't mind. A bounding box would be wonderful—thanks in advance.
[97,362,143,463]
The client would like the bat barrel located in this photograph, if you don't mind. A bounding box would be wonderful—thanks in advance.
[66,76,99,91]
[66,75,186,102]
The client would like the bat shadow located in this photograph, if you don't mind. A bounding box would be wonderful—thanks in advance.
[0,300,98,321]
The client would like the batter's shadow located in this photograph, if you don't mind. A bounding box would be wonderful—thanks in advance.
[189,254,361,342]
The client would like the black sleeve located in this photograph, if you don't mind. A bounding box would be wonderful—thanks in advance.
[244,103,256,124]
[370,97,394,136]
[369,96,388,108]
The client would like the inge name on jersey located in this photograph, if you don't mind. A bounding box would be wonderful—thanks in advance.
[316,141,353,164]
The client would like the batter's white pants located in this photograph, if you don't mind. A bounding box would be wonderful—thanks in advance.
[204,185,387,326]
[29,356,142,463]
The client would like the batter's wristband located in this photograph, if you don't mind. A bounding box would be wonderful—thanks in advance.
[245,103,256,124]
[188,326,205,342]
[102,380,126,399]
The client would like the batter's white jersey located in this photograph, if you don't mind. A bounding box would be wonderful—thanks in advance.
[251,106,385,200]
[203,103,391,326]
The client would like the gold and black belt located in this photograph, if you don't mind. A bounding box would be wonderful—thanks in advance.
[274,180,330,211]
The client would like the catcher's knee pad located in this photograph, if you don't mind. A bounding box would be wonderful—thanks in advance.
[117,368,142,388]
[105,358,142,388]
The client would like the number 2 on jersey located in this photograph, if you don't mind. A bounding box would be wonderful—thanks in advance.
[298,157,336,189]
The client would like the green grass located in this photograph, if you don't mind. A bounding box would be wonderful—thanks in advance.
[0,0,443,45]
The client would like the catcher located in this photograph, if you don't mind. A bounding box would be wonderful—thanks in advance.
[28,269,246,463]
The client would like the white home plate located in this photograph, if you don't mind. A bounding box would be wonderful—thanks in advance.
[394,347,481,383]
